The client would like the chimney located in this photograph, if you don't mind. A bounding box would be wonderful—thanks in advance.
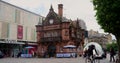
[58,4,63,17]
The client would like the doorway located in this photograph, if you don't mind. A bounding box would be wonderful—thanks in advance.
[47,44,56,57]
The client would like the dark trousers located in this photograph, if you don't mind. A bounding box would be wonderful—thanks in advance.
[110,55,115,62]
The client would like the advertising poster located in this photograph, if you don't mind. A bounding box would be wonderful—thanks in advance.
[17,25,23,39]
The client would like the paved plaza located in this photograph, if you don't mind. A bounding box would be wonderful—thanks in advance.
[0,56,111,63]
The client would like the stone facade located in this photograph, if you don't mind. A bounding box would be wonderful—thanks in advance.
[88,30,112,48]
[36,4,86,57]
[0,1,42,42]
[0,1,42,57]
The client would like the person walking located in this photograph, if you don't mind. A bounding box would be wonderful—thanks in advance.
[83,48,88,58]
[109,47,116,62]
[17,51,22,58]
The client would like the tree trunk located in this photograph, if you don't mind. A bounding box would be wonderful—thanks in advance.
[115,35,120,63]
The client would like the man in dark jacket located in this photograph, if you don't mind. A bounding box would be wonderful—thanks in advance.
[88,45,97,57]
[110,47,116,62]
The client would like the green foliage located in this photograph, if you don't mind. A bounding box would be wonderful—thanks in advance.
[92,0,120,61]
[106,42,118,52]
[92,0,120,35]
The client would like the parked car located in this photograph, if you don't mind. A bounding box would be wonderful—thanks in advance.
[0,51,4,58]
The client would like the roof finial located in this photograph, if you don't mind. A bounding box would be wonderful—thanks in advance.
[77,18,79,21]
[50,4,54,11]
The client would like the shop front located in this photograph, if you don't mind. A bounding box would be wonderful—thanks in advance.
[0,39,24,57]
[21,43,37,58]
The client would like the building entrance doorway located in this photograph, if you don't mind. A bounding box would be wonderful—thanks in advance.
[47,44,56,57]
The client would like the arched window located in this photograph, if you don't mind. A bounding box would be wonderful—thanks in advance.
[65,30,69,36]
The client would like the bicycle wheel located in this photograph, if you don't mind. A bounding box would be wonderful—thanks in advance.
[85,57,91,63]
[94,59,100,63]
[90,57,96,63]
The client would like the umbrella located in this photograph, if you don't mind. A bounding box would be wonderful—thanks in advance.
[25,46,34,49]
[84,42,104,56]
[64,45,76,48]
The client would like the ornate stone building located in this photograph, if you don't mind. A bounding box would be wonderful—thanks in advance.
[88,30,112,48]
[36,4,86,57]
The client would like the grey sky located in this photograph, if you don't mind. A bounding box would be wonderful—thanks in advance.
[2,0,104,32]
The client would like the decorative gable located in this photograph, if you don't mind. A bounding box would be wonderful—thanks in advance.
[43,5,61,26]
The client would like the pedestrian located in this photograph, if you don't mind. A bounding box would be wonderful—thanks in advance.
[83,48,88,57]
[31,50,35,57]
[43,51,48,58]
[34,51,37,57]
[17,51,22,58]
[102,48,107,58]
[109,47,116,62]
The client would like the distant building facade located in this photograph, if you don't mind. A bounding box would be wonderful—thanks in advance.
[88,29,112,48]
[0,1,43,57]
[36,4,87,57]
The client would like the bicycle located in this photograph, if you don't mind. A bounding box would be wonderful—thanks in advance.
[85,55,100,63]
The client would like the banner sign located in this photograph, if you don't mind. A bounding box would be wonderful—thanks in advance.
[17,25,23,39]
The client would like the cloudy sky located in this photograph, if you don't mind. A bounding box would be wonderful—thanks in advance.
[2,0,104,32]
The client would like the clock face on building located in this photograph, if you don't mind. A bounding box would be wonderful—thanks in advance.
[49,19,54,24]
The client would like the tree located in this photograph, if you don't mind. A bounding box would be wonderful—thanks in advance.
[106,42,118,52]
[92,0,120,62]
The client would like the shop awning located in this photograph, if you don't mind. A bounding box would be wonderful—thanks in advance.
[63,45,76,48]
[0,41,24,44]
